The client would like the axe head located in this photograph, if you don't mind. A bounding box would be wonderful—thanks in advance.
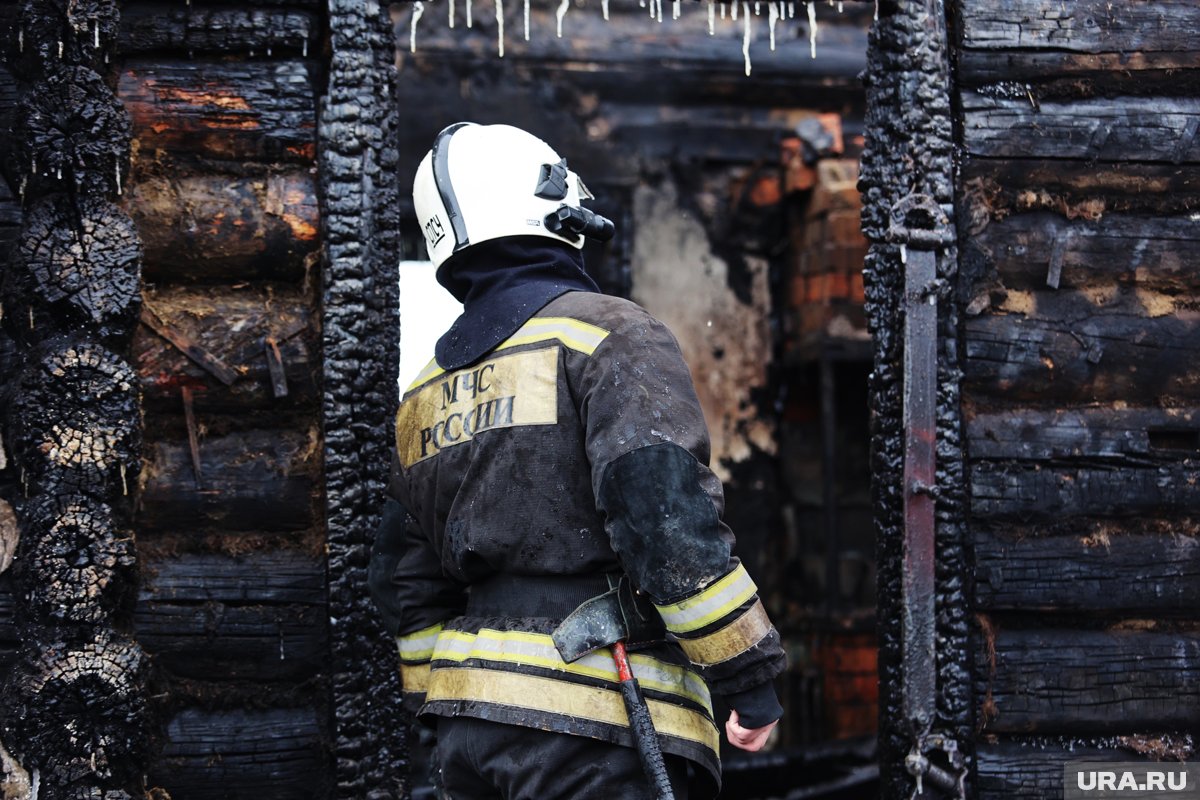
[551,588,627,663]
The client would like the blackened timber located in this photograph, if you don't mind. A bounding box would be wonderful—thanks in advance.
[962,93,1200,163]
[962,159,1200,214]
[963,313,1200,407]
[978,629,1200,734]
[135,552,327,682]
[125,172,318,282]
[138,430,318,533]
[971,461,1200,520]
[132,286,315,410]
[119,60,317,164]
[968,212,1200,293]
[967,408,1200,462]
[975,526,1200,615]
[976,742,1169,800]
[960,0,1200,53]
[118,4,317,56]
[958,51,1200,90]
[150,708,330,800]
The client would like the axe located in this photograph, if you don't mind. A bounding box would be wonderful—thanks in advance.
[552,579,676,800]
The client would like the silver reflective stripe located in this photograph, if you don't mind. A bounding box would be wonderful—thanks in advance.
[397,623,444,663]
[655,563,758,635]
[432,628,711,712]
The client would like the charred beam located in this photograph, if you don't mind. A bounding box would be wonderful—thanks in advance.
[119,60,316,164]
[124,172,318,283]
[118,5,317,56]
[138,429,318,534]
[978,628,1200,734]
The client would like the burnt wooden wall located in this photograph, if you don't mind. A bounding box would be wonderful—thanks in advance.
[116,3,332,797]
[952,0,1200,794]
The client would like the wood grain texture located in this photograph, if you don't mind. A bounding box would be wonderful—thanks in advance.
[979,628,1200,733]
[962,93,1200,163]
[135,552,327,681]
[133,285,316,410]
[120,59,316,163]
[975,526,1200,615]
[138,429,319,533]
[960,0,1200,53]
[150,708,331,800]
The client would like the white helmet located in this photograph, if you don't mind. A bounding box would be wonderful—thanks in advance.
[413,122,613,270]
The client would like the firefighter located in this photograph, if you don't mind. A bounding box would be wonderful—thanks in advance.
[369,122,786,799]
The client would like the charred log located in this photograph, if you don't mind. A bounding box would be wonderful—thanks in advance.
[133,285,316,410]
[963,312,1200,408]
[1,628,146,793]
[15,494,135,627]
[124,172,317,282]
[149,707,329,800]
[135,551,327,682]
[138,429,317,534]
[975,524,1200,616]
[119,60,316,164]
[6,65,131,199]
[6,338,140,498]
[976,740,1183,800]
[8,0,119,81]
[322,1,405,795]
[978,628,1200,734]
[7,193,141,343]
[118,5,316,57]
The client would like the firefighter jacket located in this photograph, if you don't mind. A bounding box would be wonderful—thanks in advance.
[371,290,787,795]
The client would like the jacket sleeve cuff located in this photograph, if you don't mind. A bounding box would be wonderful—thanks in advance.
[724,681,783,729]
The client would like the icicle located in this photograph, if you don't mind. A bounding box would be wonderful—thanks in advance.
[602,0,610,20]
[720,3,726,19]
[467,0,473,29]
[496,0,505,56]
[639,0,645,6]
[58,39,63,58]
[788,1,794,17]
[303,38,308,57]
[115,162,122,196]
[19,175,26,202]
[556,0,569,36]
[742,2,751,76]
[450,0,456,28]
[18,26,22,52]
[524,0,530,39]
[267,45,272,56]
[874,0,879,20]
[708,2,715,34]
[837,0,843,10]
[649,0,656,20]
[768,1,778,50]
[56,167,61,180]
[120,463,128,496]
[410,1,425,53]
[93,19,99,48]
[807,1,817,58]
[673,0,680,19]
[658,0,665,22]
[900,243,907,264]
[31,154,36,176]
[731,1,738,20]
[754,1,760,13]
[28,307,34,330]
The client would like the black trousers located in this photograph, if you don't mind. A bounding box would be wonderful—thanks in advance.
[434,716,691,800]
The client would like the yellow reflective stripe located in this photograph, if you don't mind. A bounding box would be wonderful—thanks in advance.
[406,357,445,394]
[432,628,711,713]
[655,563,758,635]
[427,667,719,753]
[401,662,431,694]
[676,599,773,667]
[396,622,444,663]
[496,317,610,356]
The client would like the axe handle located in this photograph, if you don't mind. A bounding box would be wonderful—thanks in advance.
[612,642,677,800]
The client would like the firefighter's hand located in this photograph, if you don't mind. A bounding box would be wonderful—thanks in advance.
[725,709,777,752]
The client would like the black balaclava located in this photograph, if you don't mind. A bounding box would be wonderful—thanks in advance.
[434,235,600,370]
